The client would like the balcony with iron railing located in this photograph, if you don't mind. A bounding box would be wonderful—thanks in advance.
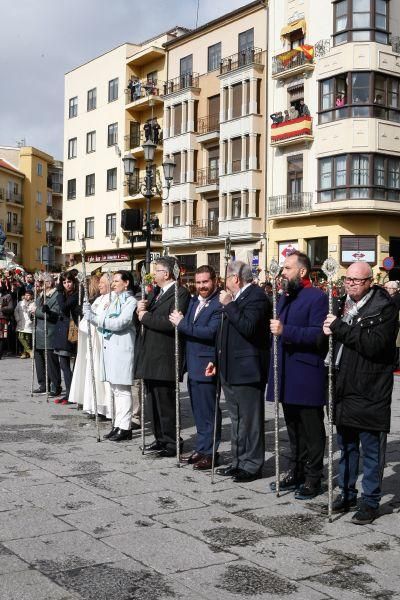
[268,193,313,217]
[46,206,63,220]
[1,188,23,205]
[125,80,163,111]
[124,129,163,152]
[197,114,220,135]
[191,219,219,238]
[271,116,314,147]
[219,47,263,75]
[272,39,330,79]
[163,73,200,96]
[6,222,23,235]
[196,167,219,189]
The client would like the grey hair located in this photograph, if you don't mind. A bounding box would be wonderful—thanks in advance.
[154,256,178,279]
[226,261,253,284]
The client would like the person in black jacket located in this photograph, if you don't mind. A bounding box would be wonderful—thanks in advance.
[53,273,80,404]
[206,261,271,482]
[135,257,190,457]
[323,261,398,525]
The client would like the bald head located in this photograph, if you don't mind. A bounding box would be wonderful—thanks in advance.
[344,262,373,302]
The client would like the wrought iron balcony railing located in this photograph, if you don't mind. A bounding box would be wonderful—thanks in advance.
[46,206,63,220]
[6,222,23,235]
[197,114,220,135]
[163,73,199,96]
[219,47,263,75]
[125,80,161,104]
[124,128,163,151]
[269,193,313,216]
[4,190,23,205]
[196,167,219,187]
[191,219,219,237]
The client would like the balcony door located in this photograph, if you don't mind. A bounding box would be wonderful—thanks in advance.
[238,28,254,52]
[287,155,303,210]
[207,199,219,235]
[208,146,219,183]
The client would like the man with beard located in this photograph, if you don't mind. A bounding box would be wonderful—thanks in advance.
[169,265,221,470]
[268,251,328,499]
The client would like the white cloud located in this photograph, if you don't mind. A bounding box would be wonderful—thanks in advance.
[0,0,249,158]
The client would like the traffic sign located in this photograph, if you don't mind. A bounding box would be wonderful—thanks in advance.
[382,256,395,271]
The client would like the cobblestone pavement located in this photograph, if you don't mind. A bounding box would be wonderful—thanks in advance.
[0,356,400,600]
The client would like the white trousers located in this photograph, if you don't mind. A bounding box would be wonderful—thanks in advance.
[111,384,133,430]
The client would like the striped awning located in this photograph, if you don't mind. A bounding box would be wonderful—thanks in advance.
[280,19,306,38]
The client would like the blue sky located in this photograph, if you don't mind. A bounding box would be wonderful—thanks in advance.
[0,0,249,159]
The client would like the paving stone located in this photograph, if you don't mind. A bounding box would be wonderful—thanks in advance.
[0,569,80,599]
[59,505,159,538]
[66,469,168,499]
[103,527,236,574]
[0,452,36,475]
[0,467,60,490]
[0,507,74,541]
[0,490,32,512]
[116,490,206,516]
[25,481,121,515]
[4,530,127,574]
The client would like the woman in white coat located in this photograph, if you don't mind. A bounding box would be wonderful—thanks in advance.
[83,270,137,442]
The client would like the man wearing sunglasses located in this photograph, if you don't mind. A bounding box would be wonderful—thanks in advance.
[323,261,398,525]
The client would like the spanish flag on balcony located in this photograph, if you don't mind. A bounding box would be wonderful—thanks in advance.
[276,45,315,67]
[271,116,312,143]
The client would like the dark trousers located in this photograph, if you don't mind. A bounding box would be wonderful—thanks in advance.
[221,375,265,474]
[35,349,61,392]
[0,338,5,359]
[59,356,73,399]
[282,404,326,484]
[146,380,176,451]
[188,379,221,456]
[337,426,387,509]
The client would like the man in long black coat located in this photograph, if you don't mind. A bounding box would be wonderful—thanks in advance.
[135,257,190,457]
[324,261,398,525]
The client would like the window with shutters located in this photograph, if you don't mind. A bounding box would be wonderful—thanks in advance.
[232,82,242,119]
[231,137,242,173]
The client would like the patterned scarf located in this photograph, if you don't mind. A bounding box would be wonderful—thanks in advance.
[100,291,132,339]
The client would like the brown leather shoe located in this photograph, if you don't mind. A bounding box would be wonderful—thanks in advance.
[193,455,217,471]
[180,451,203,464]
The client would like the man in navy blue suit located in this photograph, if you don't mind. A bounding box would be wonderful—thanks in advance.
[169,265,221,470]
[268,251,328,499]
[206,261,271,482]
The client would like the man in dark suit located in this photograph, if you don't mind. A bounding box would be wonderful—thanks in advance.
[169,265,221,470]
[268,251,328,500]
[206,261,271,482]
[135,257,190,457]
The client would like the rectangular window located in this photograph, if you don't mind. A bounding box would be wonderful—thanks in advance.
[376,0,387,29]
[307,237,328,269]
[232,192,241,219]
[85,173,95,196]
[87,88,97,111]
[231,137,242,173]
[319,158,333,201]
[173,153,181,184]
[67,179,76,200]
[37,163,43,176]
[350,154,369,199]
[68,137,77,159]
[35,218,42,232]
[180,54,193,75]
[36,191,42,204]
[238,28,254,53]
[86,131,96,153]
[353,0,370,29]
[69,96,78,118]
[67,220,76,241]
[336,0,348,31]
[208,42,221,72]
[232,82,242,119]
[108,78,119,102]
[341,236,376,264]
[12,243,18,256]
[174,104,182,136]
[106,213,116,236]
[85,217,94,238]
[107,122,118,146]
[107,168,117,191]
[172,203,180,226]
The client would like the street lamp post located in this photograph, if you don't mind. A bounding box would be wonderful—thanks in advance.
[44,215,55,272]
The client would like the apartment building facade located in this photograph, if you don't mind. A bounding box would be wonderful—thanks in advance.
[162,0,268,276]
[63,28,188,272]
[0,146,64,271]
[267,0,400,278]
[0,158,24,265]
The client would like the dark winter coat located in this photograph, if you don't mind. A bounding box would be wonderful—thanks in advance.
[330,285,398,433]
[266,286,328,406]
[53,292,80,354]
[34,289,61,350]
[134,285,190,381]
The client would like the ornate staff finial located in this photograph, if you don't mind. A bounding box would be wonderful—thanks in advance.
[141,264,147,278]
[173,261,180,281]
[269,258,280,278]
[322,257,339,281]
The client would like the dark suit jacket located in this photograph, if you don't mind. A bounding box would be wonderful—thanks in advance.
[178,289,221,383]
[134,284,190,382]
[218,284,271,386]
[266,287,328,406]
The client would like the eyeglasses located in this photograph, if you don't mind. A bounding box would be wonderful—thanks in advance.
[154,269,167,274]
[344,277,372,285]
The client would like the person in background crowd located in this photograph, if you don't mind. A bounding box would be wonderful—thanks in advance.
[53,273,80,405]
[324,262,398,524]
[206,261,271,483]
[299,100,310,116]
[32,275,62,397]
[14,289,34,358]
[0,283,13,359]
[384,281,400,368]
[289,105,299,120]
[170,265,222,470]
[24,273,34,293]
[268,251,328,500]
[270,112,284,124]
[84,271,137,442]
[135,257,190,457]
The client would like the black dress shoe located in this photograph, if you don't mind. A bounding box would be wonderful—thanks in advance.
[131,422,141,431]
[233,469,262,483]
[109,428,132,442]
[156,448,177,458]
[143,440,165,453]
[216,465,239,477]
[332,493,358,513]
[103,427,119,440]
[270,471,304,492]
[32,388,46,395]
[48,388,62,398]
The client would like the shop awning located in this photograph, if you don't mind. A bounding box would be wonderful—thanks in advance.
[66,262,106,274]
[280,19,307,39]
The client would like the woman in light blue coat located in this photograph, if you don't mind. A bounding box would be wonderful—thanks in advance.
[83,270,137,442]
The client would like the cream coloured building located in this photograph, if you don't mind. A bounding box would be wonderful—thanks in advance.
[267,0,400,279]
